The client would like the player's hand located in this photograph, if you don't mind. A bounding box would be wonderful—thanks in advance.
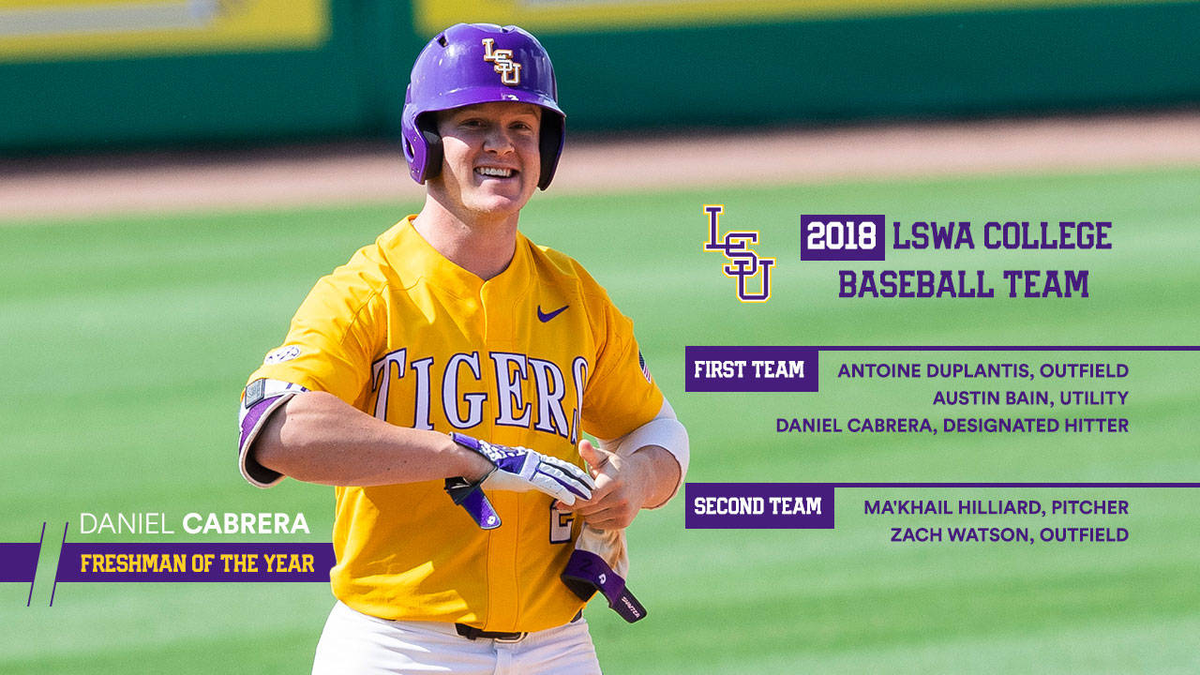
[558,440,654,530]
[450,433,595,505]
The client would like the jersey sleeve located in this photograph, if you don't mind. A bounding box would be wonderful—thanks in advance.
[578,288,664,442]
[245,259,386,405]
[237,252,387,487]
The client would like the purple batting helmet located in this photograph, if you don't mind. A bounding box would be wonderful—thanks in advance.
[401,23,565,190]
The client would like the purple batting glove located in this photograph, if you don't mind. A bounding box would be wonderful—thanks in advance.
[561,549,647,623]
[450,433,594,505]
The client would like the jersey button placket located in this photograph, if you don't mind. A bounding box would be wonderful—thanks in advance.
[478,281,523,630]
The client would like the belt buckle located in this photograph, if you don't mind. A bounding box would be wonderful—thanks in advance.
[454,623,527,643]
[492,631,527,644]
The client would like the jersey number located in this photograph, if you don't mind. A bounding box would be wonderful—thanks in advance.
[550,504,573,544]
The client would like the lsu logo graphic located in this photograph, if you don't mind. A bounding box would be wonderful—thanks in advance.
[482,38,521,85]
[702,204,775,302]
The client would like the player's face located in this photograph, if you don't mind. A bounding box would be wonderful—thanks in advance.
[434,102,542,220]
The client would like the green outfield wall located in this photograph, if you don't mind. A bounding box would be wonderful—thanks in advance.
[1,0,1198,154]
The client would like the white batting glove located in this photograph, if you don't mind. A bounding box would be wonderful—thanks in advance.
[450,433,595,505]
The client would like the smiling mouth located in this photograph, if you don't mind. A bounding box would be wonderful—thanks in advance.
[476,167,515,178]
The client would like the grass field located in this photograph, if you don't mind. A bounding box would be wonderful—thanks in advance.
[2,165,1199,673]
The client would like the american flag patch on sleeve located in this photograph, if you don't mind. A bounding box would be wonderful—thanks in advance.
[639,351,652,383]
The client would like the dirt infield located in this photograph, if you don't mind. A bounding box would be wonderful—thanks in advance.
[2,110,1199,222]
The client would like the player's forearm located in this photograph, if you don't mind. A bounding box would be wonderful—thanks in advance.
[252,391,492,486]
[629,445,682,509]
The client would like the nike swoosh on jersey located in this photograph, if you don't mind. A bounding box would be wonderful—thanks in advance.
[537,304,569,322]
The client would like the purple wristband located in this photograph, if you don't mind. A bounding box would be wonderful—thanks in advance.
[443,476,501,530]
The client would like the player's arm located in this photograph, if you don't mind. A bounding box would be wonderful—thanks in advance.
[251,390,494,486]
[560,398,689,530]
[240,383,593,514]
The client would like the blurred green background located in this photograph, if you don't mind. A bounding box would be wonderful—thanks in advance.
[3,0,1200,671]
[2,165,1198,672]
[3,0,1200,154]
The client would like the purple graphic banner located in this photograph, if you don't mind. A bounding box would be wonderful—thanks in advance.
[686,483,835,529]
[54,543,335,583]
[800,214,886,261]
[0,543,40,583]
[685,346,818,392]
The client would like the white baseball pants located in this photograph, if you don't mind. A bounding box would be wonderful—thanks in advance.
[311,601,603,674]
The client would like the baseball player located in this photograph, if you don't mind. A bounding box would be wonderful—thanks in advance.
[236,23,689,674]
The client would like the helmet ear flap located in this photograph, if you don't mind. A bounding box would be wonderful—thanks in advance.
[537,113,564,190]
[417,114,443,182]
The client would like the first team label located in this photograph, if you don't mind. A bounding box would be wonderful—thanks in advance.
[686,346,819,392]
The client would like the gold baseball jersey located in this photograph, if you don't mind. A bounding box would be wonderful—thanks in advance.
[243,216,663,632]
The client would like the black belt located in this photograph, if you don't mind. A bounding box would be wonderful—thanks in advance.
[454,623,526,642]
[454,611,582,642]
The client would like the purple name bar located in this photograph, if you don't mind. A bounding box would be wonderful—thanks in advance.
[685,484,835,529]
[0,543,40,582]
[685,346,819,392]
[55,543,335,583]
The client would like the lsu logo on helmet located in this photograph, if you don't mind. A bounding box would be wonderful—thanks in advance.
[482,38,521,85]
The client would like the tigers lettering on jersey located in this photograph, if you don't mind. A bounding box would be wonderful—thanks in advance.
[370,349,589,445]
